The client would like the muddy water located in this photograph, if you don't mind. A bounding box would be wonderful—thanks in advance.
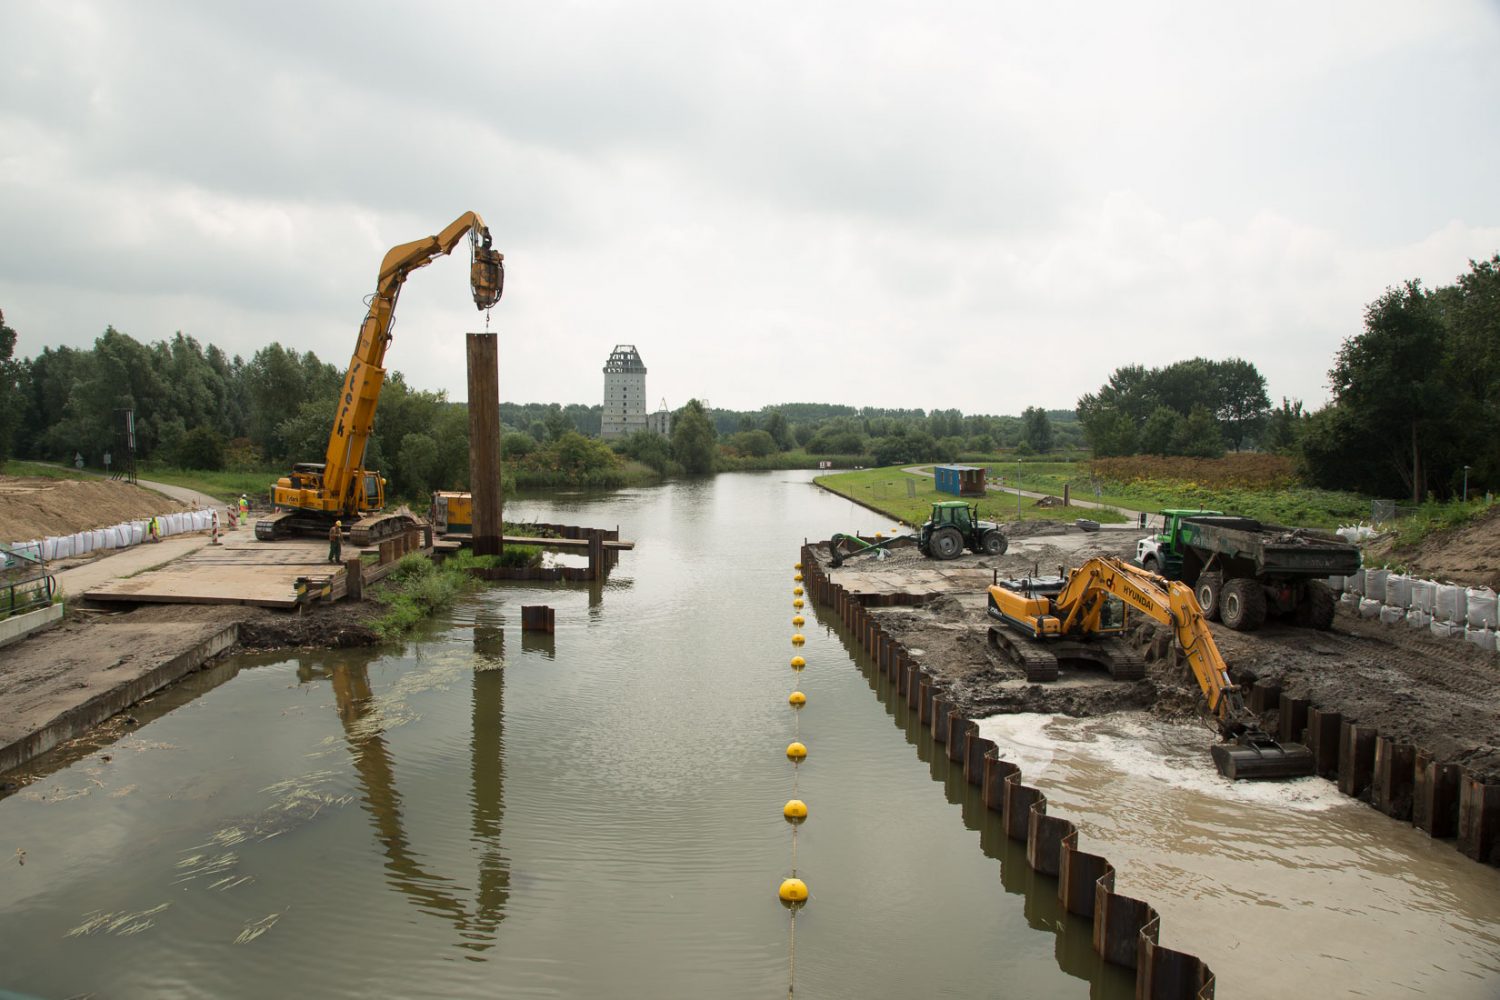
[976,714,1500,998]
[0,473,1124,999]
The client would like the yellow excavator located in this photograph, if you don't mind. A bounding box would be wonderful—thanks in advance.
[986,556,1315,780]
[257,212,503,544]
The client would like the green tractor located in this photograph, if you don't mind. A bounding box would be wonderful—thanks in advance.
[918,501,1008,560]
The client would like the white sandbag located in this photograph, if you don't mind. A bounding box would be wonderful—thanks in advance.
[1340,592,1359,605]
[1346,569,1366,595]
[1364,569,1390,603]
[1359,598,1383,619]
[1410,580,1438,614]
[1466,588,1497,629]
[76,531,93,554]
[1430,620,1465,640]
[1378,605,1404,625]
[1435,585,1467,624]
[1465,627,1498,652]
[1384,574,1411,609]
[1406,608,1432,628]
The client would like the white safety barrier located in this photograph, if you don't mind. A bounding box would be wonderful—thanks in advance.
[6,508,217,565]
[1466,588,1497,629]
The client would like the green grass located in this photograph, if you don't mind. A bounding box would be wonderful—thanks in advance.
[1388,498,1495,547]
[814,465,1128,528]
[369,547,543,638]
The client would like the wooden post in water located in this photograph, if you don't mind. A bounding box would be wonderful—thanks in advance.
[467,333,503,556]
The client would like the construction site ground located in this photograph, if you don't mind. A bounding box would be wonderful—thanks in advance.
[1,474,382,782]
[814,518,1500,784]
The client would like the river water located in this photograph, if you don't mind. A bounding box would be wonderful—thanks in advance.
[1,471,1497,998]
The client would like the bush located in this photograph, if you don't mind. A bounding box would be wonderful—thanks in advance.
[176,426,225,470]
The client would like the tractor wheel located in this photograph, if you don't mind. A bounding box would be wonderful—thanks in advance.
[1194,572,1223,621]
[1294,580,1337,630]
[1220,577,1267,632]
[928,526,964,560]
[980,529,1008,555]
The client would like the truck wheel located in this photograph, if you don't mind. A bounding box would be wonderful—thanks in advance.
[1220,577,1267,632]
[1195,572,1223,621]
[928,526,964,560]
[1295,580,1336,630]
[1140,554,1160,575]
[981,529,1008,555]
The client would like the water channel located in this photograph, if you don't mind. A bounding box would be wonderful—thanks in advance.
[1,471,1497,998]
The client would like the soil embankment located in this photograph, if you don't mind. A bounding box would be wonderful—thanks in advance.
[1,474,191,542]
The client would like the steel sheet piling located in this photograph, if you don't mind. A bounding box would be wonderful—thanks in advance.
[1307,708,1343,778]
[1278,697,1310,745]
[1413,749,1461,838]
[1457,775,1500,864]
[1372,737,1416,820]
[1338,722,1378,800]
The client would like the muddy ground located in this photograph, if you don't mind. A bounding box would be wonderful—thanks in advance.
[1,475,191,542]
[815,520,1500,783]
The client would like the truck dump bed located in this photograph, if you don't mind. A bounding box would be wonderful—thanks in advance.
[1179,516,1361,579]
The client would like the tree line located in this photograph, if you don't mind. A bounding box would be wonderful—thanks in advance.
[0,315,1077,493]
[1072,254,1498,501]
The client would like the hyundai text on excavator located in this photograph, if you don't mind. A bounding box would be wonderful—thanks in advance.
[986,556,1316,780]
[256,212,503,544]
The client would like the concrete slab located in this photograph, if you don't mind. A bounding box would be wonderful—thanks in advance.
[0,603,64,649]
[83,530,340,609]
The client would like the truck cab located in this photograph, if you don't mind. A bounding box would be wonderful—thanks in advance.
[1134,508,1222,576]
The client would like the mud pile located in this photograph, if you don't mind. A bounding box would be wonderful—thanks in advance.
[1,475,190,543]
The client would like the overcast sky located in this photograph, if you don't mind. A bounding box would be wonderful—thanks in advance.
[3,2,1498,416]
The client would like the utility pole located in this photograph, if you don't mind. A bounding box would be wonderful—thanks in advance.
[1463,465,1471,502]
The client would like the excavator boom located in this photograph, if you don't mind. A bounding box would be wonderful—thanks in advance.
[988,556,1315,780]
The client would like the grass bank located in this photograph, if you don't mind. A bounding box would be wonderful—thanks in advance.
[134,464,285,503]
[813,466,1128,528]
[371,545,541,638]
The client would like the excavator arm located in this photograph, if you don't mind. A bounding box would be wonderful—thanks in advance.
[988,556,1315,779]
[321,212,504,513]
[1049,558,1244,722]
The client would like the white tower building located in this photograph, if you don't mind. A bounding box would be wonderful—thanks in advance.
[601,345,649,440]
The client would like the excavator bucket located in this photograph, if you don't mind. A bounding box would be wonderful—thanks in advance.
[1211,735,1316,781]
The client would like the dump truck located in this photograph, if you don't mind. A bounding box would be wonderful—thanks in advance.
[1134,509,1361,632]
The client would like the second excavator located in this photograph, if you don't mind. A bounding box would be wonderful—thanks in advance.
[986,556,1315,780]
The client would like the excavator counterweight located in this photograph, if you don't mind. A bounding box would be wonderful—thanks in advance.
[987,557,1315,781]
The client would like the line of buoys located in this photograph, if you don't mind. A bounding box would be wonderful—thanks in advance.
[783,568,810,996]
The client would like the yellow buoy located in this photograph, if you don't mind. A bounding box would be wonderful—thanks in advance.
[794,562,802,570]
[793,587,804,597]
[786,741,807,761]
[792,615,805,627]
[874,532,884,539]
[793,598,804,609]
[788,690,806,707]
[791,633,805,646]
[794,573,803,582]
[790,655,806,671]
[779,877,809,907]
[783,799,808,823]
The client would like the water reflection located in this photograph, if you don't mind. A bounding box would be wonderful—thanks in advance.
[300,648,510,956]
[820,603,1136,999]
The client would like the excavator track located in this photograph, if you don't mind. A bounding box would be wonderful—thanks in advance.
[348,511,421,547]
[987,627,1146,683]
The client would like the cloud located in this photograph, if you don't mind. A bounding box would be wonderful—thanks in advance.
[2,0,1498,417]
